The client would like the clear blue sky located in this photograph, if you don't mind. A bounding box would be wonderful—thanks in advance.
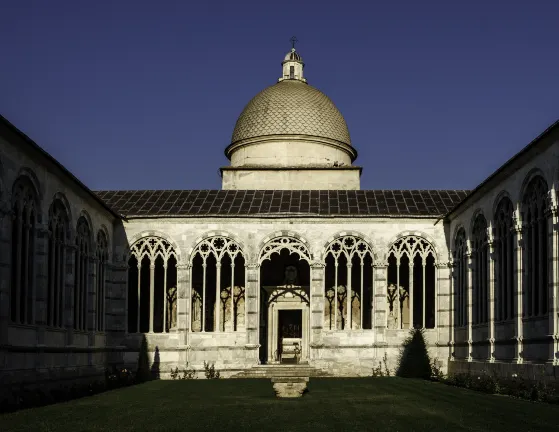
[1,1,558,191]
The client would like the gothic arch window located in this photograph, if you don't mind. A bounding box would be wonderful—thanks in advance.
[74,216,91,330]
[494,197,515,321]
[96,230,108,331]
[471,215,488,325]
[387,235,436,329]
[191,236,245,332]
[47,199,69,327]
[10,177,38,324]
[522,176,548,317]
[128,236,177,333]
[454,228,468,328]
[323,235,373,330]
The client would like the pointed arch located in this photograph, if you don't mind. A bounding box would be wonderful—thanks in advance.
[387,234,437,329]
[128,236,178,333]
[259,231,312,264]
[96,229,109,331]
[190,235,246,332]
[521,174,549,317]
[323,233,374,330]
[46,197,70,327]
[471,213,489,325]
[127,230,182,262]
[10,173,40,324]
[453,228,468,329]
[493,195,514,322]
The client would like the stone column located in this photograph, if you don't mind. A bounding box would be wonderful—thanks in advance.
[512,217,524,364]
[435,262,452,355]
[310,262,325,352]
[373,263,387,345]
[546,200,558,364]
[34,221,50,372]
[465,245,473,362]
[245,264,260,363]
[176,263,190,365]
[487,228,496,362]
[449,260,456,362]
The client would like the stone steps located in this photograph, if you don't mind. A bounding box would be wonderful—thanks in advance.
[232,364,331,379]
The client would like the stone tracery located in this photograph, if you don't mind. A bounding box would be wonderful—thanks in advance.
[74,216,91,331]
[522,176,548,317]
[127,236,177,333]
[191,236,245,332]
[387,235,436,329]
[47,199,69,328]
[10,176,37,325]
[323,235,373,330]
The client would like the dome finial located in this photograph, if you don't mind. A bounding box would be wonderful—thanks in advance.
[279,37,306,83]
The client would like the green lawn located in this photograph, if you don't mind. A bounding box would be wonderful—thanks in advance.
[1,378,557,432]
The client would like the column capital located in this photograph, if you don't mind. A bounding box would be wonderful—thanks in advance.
[373,263,388,269]
[246,263,259,270]
[176,263,191,270]
[435,261,452,269]
[311,262,325,269]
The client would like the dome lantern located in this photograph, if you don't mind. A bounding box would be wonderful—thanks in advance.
[279,37,306,83]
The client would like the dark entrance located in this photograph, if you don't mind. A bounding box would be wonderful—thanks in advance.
[278,309,302,363]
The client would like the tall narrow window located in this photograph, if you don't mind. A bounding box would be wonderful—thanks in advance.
[47,200,68,327]
[387,236,436,329]
[454,229,467,327]
[74,217,91,331]
[10,177,37,325]
[128,237,177,333]
[471,215,488,325]
[96,231,108,331]
[494,197,514,321]
[290,65,295,79]
[324,235,373,330]
[191,236,246,332]
[522,176,548,317]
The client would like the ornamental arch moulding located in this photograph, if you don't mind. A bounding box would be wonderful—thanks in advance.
[126,230,183,263]
[519,167,549,202]
[468,208,486,239]
[14,166,43,205]
[188,230,248,263]
[76,209,95,245]
[258,230,312,263]
[492,190,513,220]
[384,230,441,264]
[50,192,73,230]
[320,230,378,262]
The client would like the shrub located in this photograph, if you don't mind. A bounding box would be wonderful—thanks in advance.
[203,361,220,379]
[396,328,432,379]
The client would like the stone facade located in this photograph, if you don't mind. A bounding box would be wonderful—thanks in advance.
[1,45,559,388]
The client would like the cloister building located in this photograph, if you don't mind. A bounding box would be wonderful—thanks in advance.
[0,46,558,385]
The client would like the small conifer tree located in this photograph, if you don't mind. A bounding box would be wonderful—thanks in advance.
[136,336,151,383]
[396,328,432,379]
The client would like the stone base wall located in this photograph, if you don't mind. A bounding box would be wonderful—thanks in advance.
[448,360,559,381]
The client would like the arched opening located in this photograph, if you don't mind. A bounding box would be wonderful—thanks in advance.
[96,230,108,331]
[494,197,514,322]
[74,216,91,331]
[259,237,311,364]
[323,235,374,330]
[522,176,548,317]
[127,237,178,333]
[10,177,37,325]
[47,199,69,328]
[190,236,246,333]
[387,235,436,329]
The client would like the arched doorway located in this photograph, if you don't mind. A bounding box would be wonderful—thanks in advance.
[258,237,311,364]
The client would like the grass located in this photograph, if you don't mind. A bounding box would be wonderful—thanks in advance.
[1,378,558,432]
